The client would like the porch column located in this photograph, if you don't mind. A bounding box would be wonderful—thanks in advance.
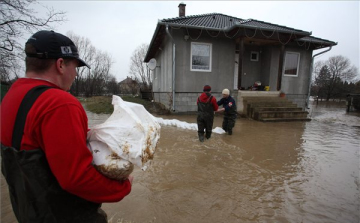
[277,45,285,91]
[237,39,244,90]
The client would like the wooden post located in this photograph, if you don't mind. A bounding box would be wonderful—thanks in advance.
[277,45,285,91]
[237,39,244,90]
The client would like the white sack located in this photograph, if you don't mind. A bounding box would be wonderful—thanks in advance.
[155,117,226,134]
[87,95,161,180]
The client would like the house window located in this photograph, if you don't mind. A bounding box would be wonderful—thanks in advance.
[283,52,300,76]
[250,51,259,61]
[191,42,212,72]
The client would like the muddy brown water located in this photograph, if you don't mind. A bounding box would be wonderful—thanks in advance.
[1,102,359,223]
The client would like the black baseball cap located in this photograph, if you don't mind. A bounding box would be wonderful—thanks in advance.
[25,30,90,69]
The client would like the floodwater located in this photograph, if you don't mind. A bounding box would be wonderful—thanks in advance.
[1,102,359,223]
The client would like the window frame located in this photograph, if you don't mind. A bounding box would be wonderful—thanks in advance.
[283,51,301,77]
[190,42,212,72]
[250,51,259,62]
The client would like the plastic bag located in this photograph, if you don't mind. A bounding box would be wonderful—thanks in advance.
[87,95,161,181]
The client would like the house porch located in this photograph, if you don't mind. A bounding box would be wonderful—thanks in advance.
[236,90,280,114]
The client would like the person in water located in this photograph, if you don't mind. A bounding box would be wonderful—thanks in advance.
[217,88,237,135]
[0,30,132,223]
[196,85,219,142]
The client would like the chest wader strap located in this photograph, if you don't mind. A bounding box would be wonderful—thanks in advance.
[11,85,53,150]
[3,85,105,223]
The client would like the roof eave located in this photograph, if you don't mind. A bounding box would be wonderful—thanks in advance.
[296,36,338,49]
[144,22,162,62]
[225,23,312,37]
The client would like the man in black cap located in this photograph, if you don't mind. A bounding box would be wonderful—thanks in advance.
[196,85,219,142]
[1,30,132,223]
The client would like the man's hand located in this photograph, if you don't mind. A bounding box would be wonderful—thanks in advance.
[216,108,225,112]
[128,175,134,185]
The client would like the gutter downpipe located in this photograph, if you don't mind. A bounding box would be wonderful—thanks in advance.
[166,24,176,111]
[306,46,332,108]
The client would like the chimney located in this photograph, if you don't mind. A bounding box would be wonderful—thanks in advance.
[178,3,186,17]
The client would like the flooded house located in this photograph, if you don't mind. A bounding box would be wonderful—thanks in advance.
[144,3,337,120]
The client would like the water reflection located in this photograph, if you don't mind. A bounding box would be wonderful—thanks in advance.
[284,106,360,223]
[99,103,359,223]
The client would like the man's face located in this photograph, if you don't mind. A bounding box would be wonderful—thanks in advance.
[222,94,229,99]
[62,59,79,91]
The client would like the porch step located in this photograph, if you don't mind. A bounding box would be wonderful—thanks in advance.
[247,102,297,117]
[243,96,287,102]
[242,96,310,122]
[252,107,303,119]
[260,117,311,122]
[243,97,287,112]
[255,110,309,119]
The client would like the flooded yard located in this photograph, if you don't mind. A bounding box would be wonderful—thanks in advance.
[1,102,359,223]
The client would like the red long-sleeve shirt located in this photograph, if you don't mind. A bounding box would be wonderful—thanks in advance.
[0,78,131,203]
[197,92,219,111]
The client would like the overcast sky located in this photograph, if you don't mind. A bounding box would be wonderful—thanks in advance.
[33,1,359,81]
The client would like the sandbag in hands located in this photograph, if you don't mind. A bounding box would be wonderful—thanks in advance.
[87,95,161,181]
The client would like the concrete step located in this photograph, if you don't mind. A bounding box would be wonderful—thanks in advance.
[247,102,297,116]
[251,107,303,119]
[242,96,290,114]
[243,97,287,102]
[242,95,312,122]
[255,111,309,120]
[260,117,312,122]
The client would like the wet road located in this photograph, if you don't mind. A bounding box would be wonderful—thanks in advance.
[1,102,359,223]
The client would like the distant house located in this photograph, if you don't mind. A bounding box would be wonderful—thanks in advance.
[119,76,139,95]
[144,3,337,114]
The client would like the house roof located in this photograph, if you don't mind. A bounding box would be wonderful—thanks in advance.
[145,13,337,62]
[161,13,310,35]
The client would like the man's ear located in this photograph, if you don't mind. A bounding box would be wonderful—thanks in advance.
[55,58,65,74]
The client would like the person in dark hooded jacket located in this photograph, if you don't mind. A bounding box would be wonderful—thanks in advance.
[217,88,237,135]
[197,85,218,142]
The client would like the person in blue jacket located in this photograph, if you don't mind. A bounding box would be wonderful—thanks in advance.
[216,89,237,135]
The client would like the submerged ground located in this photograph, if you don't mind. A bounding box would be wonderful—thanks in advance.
[1,100,359,223]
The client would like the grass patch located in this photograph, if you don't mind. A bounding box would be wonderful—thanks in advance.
[121,95,152,108]
[78,95,167,115]
[79,96,113,114]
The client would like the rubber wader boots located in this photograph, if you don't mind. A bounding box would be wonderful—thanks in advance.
[198,133,205,142]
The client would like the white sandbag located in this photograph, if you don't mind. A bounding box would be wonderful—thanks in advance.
[212,127,226,134]
[87,95,161,181]
[155,117,226,134]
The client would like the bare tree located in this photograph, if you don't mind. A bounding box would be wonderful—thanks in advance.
[92,51,112,95]
[65,32,113,97]
[129,43,152,90]
[327,56,358,82]
[0,0,66,82]
[67,31,96,96]
[106,75,120,95]
[312,55,360,101]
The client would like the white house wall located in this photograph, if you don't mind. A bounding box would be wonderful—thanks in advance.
[281,46,313,108]
[173,29,236,94]
[152,28,314,112]
[153,36,174,109]
[162,29,237,112]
